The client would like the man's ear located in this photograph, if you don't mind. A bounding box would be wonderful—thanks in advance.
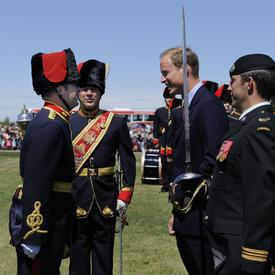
[187,65,191,77]
[247,77,254,96]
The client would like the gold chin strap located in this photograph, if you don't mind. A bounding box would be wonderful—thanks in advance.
[171,180,208,214]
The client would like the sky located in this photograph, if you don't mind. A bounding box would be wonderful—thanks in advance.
[0,0,275,122]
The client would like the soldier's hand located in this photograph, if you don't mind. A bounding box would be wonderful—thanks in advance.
[168,214,175,236]
[116,199,128,226]
[166,156,173,163]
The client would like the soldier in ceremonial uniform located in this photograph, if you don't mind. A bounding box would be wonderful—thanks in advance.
[160,47,228,275]
[153,87,181,192]
[205,54,275,275]
[69,59,136,275]
[17,49,79,275]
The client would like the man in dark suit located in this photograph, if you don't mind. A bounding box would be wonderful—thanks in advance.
[16,49,79,275]
[160,47,228,275]
[205,54,275,275]
[153,87,181,192]
[69,59,136,275]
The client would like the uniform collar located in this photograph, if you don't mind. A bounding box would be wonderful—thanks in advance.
[78,108,102,119]
[239,102,271,122]
[43,101,71,122]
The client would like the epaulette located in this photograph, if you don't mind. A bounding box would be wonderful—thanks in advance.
[256,114,272,132]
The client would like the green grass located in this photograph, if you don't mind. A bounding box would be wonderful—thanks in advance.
[0,151,187,274]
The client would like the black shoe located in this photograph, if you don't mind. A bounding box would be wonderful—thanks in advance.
[160,186,169,192]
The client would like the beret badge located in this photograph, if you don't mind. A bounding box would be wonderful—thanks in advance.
[230,64,235,74]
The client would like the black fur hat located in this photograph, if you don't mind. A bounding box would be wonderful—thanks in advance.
[31,48,79,95]
[203,80,219,93]
[163,87,173,98]
[78,59,109,95]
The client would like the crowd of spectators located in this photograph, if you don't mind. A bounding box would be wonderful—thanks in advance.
[129,123,154,152]
[0,121,154,152]
[0,123,23,150]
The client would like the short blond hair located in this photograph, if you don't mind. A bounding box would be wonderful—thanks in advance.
[160,47,199,78]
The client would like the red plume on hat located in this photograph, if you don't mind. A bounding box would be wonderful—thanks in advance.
[31,48,79,95]
[78,59,110,95]
[215,84,232,103]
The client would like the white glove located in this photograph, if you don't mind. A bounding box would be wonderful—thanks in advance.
[21,244,41,259]
[116,199,128,215]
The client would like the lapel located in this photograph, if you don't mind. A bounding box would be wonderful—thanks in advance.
[174,86,205,145]
[189,85,205,115]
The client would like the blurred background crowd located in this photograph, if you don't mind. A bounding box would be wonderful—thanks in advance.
[0,123,24,150]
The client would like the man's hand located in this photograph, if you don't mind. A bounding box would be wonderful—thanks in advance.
[166,156,173,163]
[116,199,128,226]
[168,214,175,236]
[21,244,41,259]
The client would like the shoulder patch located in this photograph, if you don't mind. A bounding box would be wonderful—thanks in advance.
[257,126,270,132]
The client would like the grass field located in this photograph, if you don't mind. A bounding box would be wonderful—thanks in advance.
[0,151,187,274]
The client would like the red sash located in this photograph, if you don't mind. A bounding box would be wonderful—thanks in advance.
[73,111,114,174]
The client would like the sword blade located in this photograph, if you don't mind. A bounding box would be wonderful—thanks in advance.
[181,6,191,172]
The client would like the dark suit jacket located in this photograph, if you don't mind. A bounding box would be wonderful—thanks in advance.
[169,85,229,235]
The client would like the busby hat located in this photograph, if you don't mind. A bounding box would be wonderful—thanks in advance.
[230,54,275,76]
[215,84,232,103]
[31,48,79,95]
[78,59,110,95]
[203,80,219,93]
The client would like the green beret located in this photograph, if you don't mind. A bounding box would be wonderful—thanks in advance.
[229,54,275,76]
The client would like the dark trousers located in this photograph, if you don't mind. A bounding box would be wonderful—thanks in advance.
[69,205,116,275]
[161,156,173,188]
[175,233,214,275]
[16,247,63,275]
